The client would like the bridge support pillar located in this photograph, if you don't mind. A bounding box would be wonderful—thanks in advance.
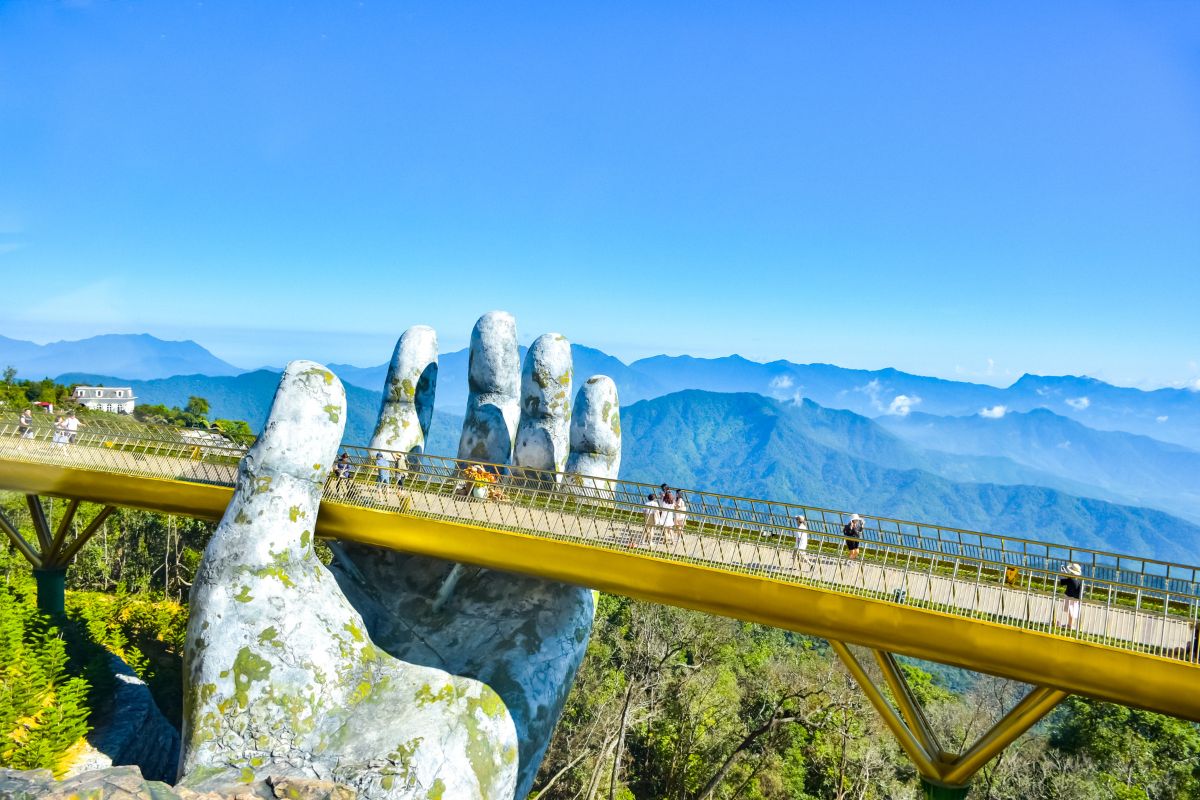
[830,641,1067,797]
[0,497,115,614]
[32,567,67,616]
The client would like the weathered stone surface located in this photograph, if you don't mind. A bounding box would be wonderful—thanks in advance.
[513,333,572,477]
[565,375,622,493]
[64,654,180,783]
[369,326,437,458]
[0,765,178,800]
[457,311,520,464]
[331,555,594,800]
[0,766,358,800]
[180,362,518,799]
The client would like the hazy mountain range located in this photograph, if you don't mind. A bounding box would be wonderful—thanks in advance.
[618,391,1200,562]
[11,332,1200,556]
[0,333,242,380]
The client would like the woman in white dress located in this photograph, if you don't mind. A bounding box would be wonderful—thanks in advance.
[659,489,675,533]
[52,415,68,447]
[673,490,688,540]
[792,515,810,569]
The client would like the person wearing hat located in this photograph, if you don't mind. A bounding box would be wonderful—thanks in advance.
[1060,562,1083,629]
[842,513,864,561]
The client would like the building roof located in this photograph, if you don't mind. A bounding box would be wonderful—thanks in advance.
[74,386,137,400]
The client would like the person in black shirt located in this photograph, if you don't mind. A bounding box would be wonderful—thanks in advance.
[1060,562,1083,629]
[843,514,864,561]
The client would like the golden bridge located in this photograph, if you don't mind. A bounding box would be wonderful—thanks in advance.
[1,419,1196,799]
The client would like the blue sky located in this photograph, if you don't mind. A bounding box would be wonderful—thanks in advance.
[1,2,1197,388]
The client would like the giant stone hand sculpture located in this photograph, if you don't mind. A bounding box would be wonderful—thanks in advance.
[331,312,620,799]
[179,362,518,798]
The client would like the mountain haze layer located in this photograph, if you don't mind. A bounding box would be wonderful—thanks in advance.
[630,355,1200,450]
[880,408,1200,523]
[619,391,1199,562]
[1,334,242,380]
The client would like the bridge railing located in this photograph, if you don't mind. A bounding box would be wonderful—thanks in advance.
[2,421,1198,663]
[330,446,1200,661]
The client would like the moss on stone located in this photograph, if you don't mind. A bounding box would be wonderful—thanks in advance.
[414,683,456,707]
[232,646,272,709]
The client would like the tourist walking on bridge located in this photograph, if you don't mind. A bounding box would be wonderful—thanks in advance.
[374,450,394,495]
[638,493,661,547]
[792,515,810,569]
[843,514,864,561]
[18,408,33,439]
[63,411,82,444]
[1060,562,1083,629]
[672,490,688,541]
[51,415,68,447]
[660,488,675,532]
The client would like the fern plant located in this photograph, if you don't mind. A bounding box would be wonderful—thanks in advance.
[0,584,91,775]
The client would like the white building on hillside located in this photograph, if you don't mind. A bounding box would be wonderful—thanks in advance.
[73,386,137,414]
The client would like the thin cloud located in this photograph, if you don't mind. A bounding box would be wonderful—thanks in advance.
[1157,415,1169,423]
[886,394,920,416]
[979,405,1008,419]
[1065,396,1090,411]
[769,375,794,390]
[855,379,885,412]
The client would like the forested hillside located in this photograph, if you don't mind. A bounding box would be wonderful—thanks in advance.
[620,391,1200,561]
[2,497,1197,799]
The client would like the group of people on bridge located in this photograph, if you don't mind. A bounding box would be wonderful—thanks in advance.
[17,408,83,446]
[636,484,688,546]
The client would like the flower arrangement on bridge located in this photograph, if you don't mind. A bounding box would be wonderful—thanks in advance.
[462,464,508,501]
[463,464,497,487]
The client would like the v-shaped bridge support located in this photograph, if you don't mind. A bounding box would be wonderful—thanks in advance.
[0,495,114,614]
[830,641,1067,799]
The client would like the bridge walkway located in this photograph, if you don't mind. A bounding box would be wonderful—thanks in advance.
[1,422,1198,729]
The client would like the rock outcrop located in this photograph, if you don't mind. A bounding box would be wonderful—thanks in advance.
[0,765,357,800]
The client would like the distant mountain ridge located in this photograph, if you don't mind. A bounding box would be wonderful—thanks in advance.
[619,391,1200,563]
[879,407,1200,523]
[628,355,1200,450]
[12,332,1197,449]
[50,364,1199,561]
[2,334,242,380]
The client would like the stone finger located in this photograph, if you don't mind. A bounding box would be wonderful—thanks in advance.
[458,310,520,464]
[370,325,438,458]
[514,332,572,479]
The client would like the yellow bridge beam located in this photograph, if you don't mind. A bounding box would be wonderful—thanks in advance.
[1,457,1197,723]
